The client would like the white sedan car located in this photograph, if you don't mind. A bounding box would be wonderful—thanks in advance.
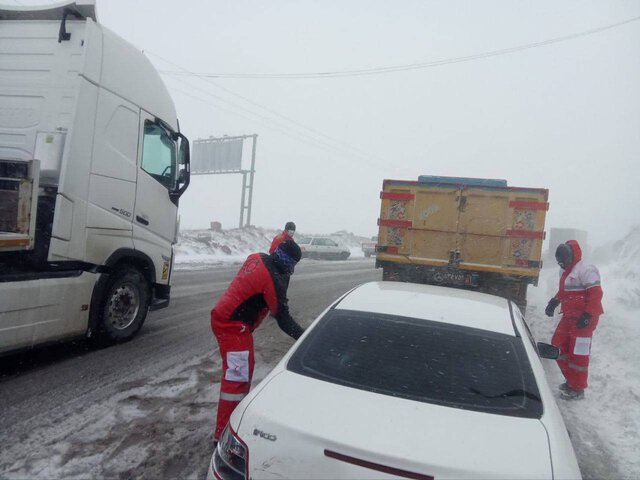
[209,282,581,480]
[297,236,351,260]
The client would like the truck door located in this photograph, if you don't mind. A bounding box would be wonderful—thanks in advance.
[410,185,460,263]
[457,187,511,268]
[133,113,179,260]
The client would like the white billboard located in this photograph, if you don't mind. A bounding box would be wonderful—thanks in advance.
[191,137,244,174]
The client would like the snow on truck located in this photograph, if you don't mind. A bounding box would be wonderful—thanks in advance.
[0,1,190,355]
[375,176,548,311]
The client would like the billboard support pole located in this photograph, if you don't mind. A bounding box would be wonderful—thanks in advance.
[245,134,258,228]
[239,171,248,228]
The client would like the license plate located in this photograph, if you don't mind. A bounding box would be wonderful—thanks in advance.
[431,270,472,286]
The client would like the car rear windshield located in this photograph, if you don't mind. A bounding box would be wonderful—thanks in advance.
[287,309,542,418]
[297,237,312,244]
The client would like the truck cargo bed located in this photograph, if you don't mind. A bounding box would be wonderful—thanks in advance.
[377,178,548,278]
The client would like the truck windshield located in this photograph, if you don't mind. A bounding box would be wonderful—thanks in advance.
[142,121,177,190]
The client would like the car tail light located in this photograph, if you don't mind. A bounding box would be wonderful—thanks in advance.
[212,426,248,480]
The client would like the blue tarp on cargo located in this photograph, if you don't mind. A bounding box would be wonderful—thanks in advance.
[418,175,508,187]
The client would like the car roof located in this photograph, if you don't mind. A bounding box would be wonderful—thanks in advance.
[334,281,515,336]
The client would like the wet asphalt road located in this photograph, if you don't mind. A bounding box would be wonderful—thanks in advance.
[0,259,613,479]
[0,258,380,479]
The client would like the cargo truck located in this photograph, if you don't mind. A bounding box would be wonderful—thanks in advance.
[375,176,548,311]
[0,1,190,354]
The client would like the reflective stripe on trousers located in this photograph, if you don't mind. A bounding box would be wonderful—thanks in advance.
[220,392,248,402]
[551,315,598,390]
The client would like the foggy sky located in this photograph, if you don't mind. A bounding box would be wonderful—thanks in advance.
[7,0,640,246]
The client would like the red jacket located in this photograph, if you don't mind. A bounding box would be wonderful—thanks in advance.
[211,253,303,339]
[269,230,293,254]
[554,240,604,318]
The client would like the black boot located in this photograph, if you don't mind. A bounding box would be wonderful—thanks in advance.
[560,387,584,400]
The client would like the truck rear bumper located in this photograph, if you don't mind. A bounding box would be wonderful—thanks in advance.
[378,260,480,287]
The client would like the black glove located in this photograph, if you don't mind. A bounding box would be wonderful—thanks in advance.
[545,298,560,317]
[577,312,591,329]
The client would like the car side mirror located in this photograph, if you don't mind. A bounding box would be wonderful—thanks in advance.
[537,342,560,359]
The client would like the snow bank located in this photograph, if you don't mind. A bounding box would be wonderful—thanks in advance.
[527,225,640,479]
[175,227,372,268]
[175,227,277,268]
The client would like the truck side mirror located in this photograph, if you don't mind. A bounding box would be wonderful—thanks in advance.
[537,342,560,359]
[170,132,190,204]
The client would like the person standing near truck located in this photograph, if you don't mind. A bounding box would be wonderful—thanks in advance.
[269,221,296,253]
[545,240,604,400]
[210,239,304,443]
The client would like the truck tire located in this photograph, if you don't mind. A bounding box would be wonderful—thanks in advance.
[510,283,528,315]
[94,266,151,344]
[481,280,528,315]
[382,265,402,282]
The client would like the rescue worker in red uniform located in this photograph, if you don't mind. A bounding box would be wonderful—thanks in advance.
[545,240,603,400]
[211,239,304,442]
[269,221,296,254]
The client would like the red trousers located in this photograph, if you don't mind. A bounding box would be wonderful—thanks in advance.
[551,314,599,390]
[211,312,255,441]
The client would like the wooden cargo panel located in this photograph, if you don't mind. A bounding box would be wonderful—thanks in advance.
[409,230,458,263]
[412,187,459,232]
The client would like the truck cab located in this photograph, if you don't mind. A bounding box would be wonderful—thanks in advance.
[0,1,190,354]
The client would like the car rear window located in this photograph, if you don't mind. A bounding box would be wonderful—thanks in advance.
[287,309,542,418]
[297,237,311,244]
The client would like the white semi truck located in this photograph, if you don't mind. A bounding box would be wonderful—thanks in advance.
[0,1,191,354]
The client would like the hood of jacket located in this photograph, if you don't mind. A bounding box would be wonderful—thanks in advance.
[565,239,583,270]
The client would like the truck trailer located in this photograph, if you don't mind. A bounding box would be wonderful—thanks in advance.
[0,1,190,354]
[375,176,549,311]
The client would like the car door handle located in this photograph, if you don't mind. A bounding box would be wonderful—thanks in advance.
[136,215,149,226]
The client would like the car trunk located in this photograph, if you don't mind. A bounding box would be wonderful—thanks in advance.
[236,371,553,479]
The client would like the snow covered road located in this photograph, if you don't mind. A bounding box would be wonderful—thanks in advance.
[1,254,637,479]
[0,258,380,479]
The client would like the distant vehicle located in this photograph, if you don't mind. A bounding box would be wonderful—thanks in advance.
[361,235,378,258]
[376,176,549,311]
[0,1,190,355]
[297,236,350,260]
[208,281,581,480]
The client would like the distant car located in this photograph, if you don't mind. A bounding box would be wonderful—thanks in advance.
[361,241,376,258]
[208,282,581,480]
[297,236,350,260]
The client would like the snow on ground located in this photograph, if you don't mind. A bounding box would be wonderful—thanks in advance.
[176,226,640,479]
[174,226,369,269]
[527,226,640,479]
[4,227,637,478]
[1,349,277,480]
[175,225,640,478]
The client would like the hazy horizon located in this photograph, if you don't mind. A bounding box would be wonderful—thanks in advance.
[4,0,639,247]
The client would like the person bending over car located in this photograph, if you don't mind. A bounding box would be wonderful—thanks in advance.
[210,239,304,443]
[545,240,603,400]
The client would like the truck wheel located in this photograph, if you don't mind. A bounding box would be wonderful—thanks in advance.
[95,267,151,344]
[382,266,400,281]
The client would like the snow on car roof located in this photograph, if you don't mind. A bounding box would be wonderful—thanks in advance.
[335,281,515,336]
